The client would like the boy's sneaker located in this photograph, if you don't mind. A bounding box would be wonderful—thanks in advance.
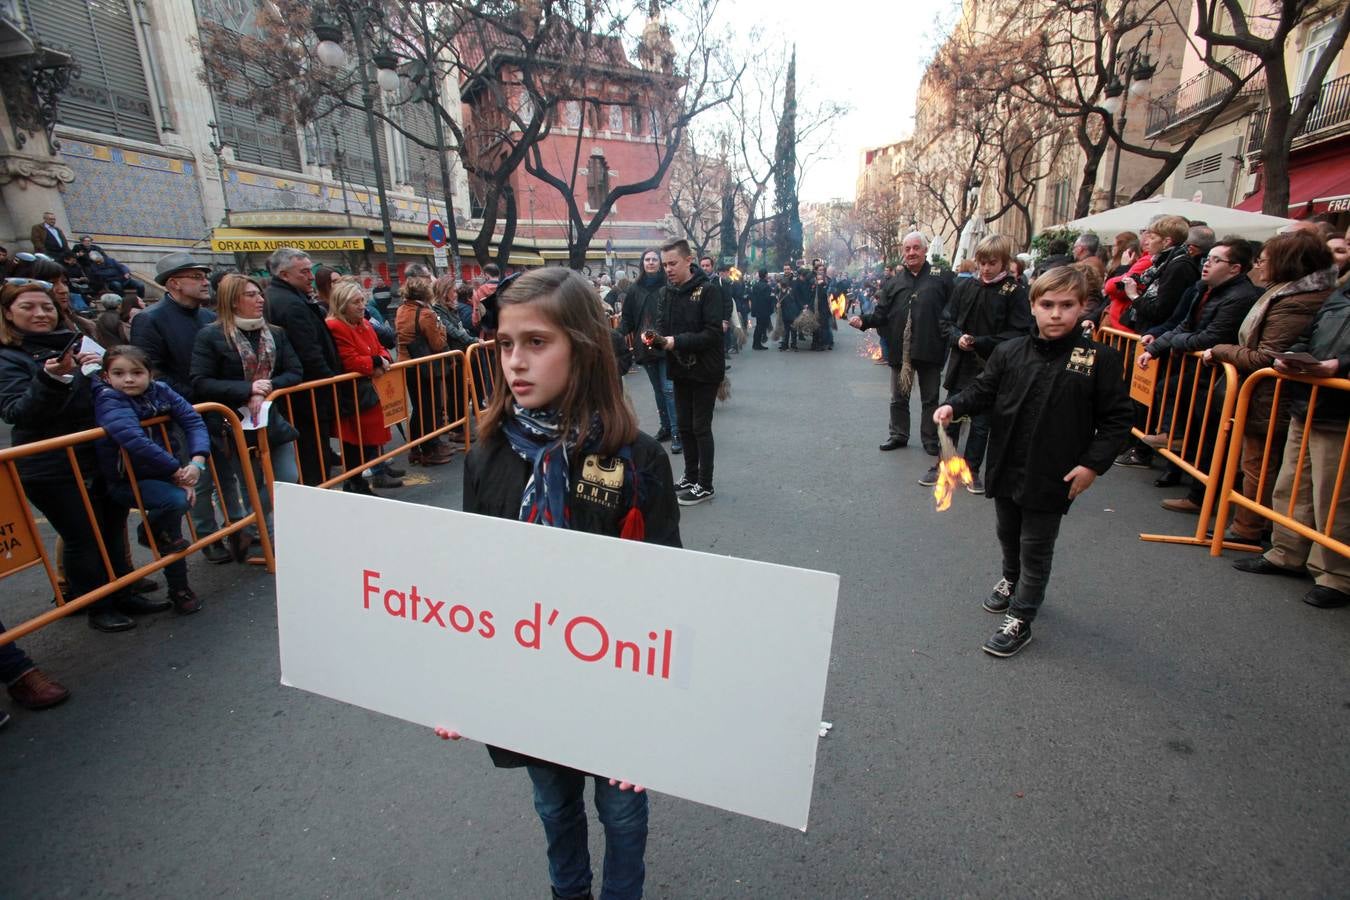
[654,427,672,442]
[674,476,697,492]
[677,484,715,506]
[984,578,1014,613]
[671,443,683,455]
[983,615,1032,657]
[918,465,940,487]
[967,475,985,494]
[1114,447,1151,469]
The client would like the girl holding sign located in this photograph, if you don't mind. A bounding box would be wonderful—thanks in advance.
[437,267,681,900]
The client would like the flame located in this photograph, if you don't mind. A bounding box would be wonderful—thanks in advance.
[728,266,743,282]
[828,293,847,318]
[857,332,884,360]
[933,454,974,512]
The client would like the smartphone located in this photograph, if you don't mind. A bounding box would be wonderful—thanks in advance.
[37,332,83,363]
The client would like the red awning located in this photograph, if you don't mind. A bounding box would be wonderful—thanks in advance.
[1237,153,1350,217]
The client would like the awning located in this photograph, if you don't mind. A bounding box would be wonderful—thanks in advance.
[210,228,367,253]
[507,251,546,266]
[1236,154,1350,217]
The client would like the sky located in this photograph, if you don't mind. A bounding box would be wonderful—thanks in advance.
[712,0,957,203]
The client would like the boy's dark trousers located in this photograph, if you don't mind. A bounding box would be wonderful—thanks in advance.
[673,379,718,488]
[994,497,1064,623]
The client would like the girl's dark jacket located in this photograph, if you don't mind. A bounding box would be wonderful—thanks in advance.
[0,331,98,482]
[1127,245,1201,333]
[947,331,1134,514]
[618,273,668,365]
[463,428,681,769]
[92,379,210,482]
[657,269,725,384]
[190,323,304,446]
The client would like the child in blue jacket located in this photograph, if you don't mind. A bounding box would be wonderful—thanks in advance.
[93,345,210,614]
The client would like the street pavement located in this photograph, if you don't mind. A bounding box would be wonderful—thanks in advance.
[3,325,1348,898]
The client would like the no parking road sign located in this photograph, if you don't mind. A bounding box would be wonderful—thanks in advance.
[426,219,448,248]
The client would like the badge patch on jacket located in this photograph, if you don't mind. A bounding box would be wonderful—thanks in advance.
[576,455,624,510]
[1067,347,1096,375]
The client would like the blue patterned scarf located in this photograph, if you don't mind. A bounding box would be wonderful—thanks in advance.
[502,405,591,527]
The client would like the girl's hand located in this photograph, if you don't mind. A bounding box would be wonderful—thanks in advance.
[76,351,101,368]
[246,395,264,422]
[958,334,975,351]
[933,404,954,427]
[663,336,675,350]
[847,316,863,330]
[183,485,196,507]
[251,379,272,397]
[174,465,200,487]
[607,778,645,793]
[433,726,462,741]
[1064,465,1097,500]
[1201,348,1215,367]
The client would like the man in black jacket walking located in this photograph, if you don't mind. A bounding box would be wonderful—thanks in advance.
[749,269,774,349]
[265,247,339,486]
[849,232,953,454]
[656,239,724,505]
[937,266,1132,657]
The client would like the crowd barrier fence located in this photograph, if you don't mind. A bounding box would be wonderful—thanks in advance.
[260,349,470,490]
[465,340,498,417]
[0,403,274,645]
[1096,326,1245,551]
[1210,368,1350,558]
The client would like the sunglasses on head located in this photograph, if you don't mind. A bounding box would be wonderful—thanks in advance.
[5,277,55,290]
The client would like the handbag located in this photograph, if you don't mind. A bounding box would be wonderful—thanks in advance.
[265,408,300,446]
[336,377,381,416]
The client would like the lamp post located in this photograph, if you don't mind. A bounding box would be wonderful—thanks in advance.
[312,4,401,289]
[1102,28,1155,210]
[206,119,230,225]
[408,1,461,282]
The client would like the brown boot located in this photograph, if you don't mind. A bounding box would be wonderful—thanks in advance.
[7,668,71,710]
[422,442,455,466]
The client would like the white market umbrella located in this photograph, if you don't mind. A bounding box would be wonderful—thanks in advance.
[1058,197,1296,241]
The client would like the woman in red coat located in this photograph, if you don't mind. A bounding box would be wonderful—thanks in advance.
[326,281,393,495]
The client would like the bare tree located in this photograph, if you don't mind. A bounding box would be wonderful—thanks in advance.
[1192,0,1350,215]
[667,131,729,258]
[855,178,907,266]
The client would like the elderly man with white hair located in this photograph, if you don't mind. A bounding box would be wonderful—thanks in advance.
[849,231,954,455]
[265,246,340,486]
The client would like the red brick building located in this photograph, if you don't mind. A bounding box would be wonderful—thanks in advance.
[458,8,678,274]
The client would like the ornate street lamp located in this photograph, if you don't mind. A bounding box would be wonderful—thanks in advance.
[1104,28,1154,208]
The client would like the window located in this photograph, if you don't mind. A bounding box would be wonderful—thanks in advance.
[564,101,582,129]
[398,100,442,195]
[1295,19,1339,94]
[315,99,391,191]
[200,2,302,171]
[1050,178,1072,224]
[631,106,645,136]
[587,149,609,209]
[608,104,624,132]
[22,0,158,142]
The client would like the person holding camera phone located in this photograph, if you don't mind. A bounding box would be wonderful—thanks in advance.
[0,281,166,632]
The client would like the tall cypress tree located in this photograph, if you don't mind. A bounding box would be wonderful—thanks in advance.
[773,47,802,266]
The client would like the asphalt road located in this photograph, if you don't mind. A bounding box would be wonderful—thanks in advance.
[3,325,1348,898]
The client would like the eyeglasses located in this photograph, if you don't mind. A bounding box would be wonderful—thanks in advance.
[4,277,54,290]
[1203,255,1231,265]
[172,271,209,281]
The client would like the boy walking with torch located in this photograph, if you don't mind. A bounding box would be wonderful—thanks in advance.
[934,267,1133,657]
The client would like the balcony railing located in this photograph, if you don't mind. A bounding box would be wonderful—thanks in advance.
[1247,72,1350,153]
[1145,52,1265,137]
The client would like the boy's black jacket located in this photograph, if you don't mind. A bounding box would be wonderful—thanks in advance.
[462,429,682,770]
[657,269,726,383]
[940,275,1032,390]
[948,331,1133,513]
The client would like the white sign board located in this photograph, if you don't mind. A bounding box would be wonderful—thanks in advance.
[274,484,839,830]
[433,246,448,270]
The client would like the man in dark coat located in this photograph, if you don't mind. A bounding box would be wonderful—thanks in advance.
[1139,236,1262,514]
[31,211,68,255]
[849,232,953,453]
[777,264,803,351]
[657,239,724,505]
[749,269,774,349]
[131,251,234,564]
[265,246,339,486]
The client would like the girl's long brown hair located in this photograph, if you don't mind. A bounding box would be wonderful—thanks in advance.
[477,268,638,455]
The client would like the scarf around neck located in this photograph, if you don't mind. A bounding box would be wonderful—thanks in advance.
[502,405,589,527]
[231,321,275,383]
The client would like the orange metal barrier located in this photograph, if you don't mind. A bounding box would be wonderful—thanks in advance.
[1096,326,1243,549]
[260,349,470,490]
[1211,368,1350,558]
[0,403,274,644]
[465,340,498,416]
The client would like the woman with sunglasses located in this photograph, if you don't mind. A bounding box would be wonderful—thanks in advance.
[0,282,168,632]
